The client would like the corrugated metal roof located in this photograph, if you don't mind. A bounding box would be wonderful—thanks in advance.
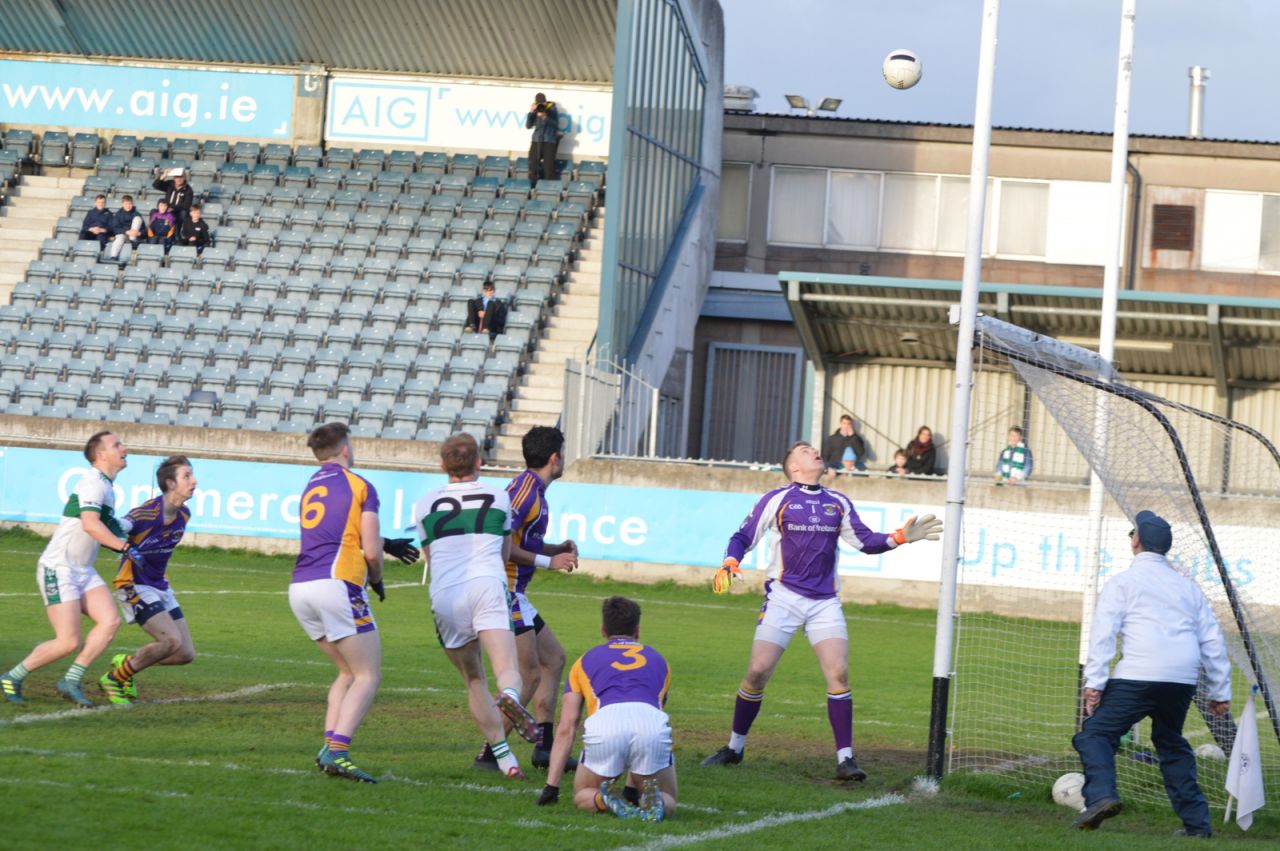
[781,274,1280,384]
[0,0,617,82]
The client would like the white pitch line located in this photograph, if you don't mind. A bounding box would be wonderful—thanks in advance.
[619,793,907,850]
[0,682,294,727]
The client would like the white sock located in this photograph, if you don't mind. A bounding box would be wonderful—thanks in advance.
[728,732,747,752]
[837,747,853,762]
[492,739,519,774]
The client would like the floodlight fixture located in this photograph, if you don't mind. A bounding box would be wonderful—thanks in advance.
[817,97,842,113]
[785,94,809,110]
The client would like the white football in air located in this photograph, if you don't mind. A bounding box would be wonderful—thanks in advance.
[883,49,923,90]
[1052,772,1086,811]
[1195,743,1226,761]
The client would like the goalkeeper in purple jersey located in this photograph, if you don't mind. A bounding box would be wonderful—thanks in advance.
[701,441,942,780]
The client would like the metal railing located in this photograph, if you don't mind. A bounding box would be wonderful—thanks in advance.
[562,357,681,463]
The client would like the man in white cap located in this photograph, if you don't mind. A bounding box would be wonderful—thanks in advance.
[1071,510,1232,837]
[152,167,194,233]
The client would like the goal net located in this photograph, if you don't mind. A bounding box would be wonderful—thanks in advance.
[948,316,1280,808]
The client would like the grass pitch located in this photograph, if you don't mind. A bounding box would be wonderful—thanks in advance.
[0,528,1274,849]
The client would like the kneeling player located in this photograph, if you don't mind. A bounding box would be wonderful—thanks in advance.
[415,433,539,779]
[539,596,675,821]
[99,456,198,704]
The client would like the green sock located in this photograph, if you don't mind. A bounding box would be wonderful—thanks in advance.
[6,663,29,682]
[65,663,87,684]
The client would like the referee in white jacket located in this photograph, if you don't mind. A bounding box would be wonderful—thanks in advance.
[1071,510,1232,836]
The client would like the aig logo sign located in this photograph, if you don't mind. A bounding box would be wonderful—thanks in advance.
[327,82,430,142]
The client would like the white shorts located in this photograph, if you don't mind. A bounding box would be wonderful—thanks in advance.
[753,581,848,649]
[510,590,541,634]
[38,560,106,606]
[116,583,183,626]
[289,578,376,642]
[582,702,674,778]
[431,576,510,650]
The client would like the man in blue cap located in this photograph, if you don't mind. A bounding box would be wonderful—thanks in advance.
[1071,510,1232,836]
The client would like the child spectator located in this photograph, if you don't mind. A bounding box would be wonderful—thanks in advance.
[822,414,867,475]
[995,426,1033,484]
[887,449,909,476]
[78,194,112,250]
[147,199,176,248]
[107,195,145,267]
[179,205,210,254]
[904,426,937,476]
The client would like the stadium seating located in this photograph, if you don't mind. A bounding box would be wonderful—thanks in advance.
[3,140,606,453]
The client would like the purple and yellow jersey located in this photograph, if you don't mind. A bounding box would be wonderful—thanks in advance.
[504,469,547,593]
[724,482,896,600]
[113,496,190,591]
[292,464,380,586]
[565,639,671,717]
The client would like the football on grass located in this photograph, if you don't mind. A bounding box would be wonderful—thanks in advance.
[1052,772,1086,810]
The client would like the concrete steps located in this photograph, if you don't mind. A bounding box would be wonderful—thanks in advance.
[0,174,79,296]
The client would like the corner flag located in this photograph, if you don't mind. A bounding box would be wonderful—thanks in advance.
[1225,687,1265,831]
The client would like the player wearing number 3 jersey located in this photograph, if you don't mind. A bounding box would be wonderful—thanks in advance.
[289,423,385,784]
[413,433,539,780]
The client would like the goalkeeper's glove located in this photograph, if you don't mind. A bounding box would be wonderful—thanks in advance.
[119,543,147,568]
[383,537,420,564]
[370,579,386,602]
[891,514,943,545]
[712,557,741,595]
[536,784,559,806]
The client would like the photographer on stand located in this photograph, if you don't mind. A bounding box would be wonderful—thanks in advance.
[525,93,561,184]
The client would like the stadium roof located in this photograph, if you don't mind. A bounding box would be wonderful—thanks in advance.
[0,0,617,82]
[780,274,1280,391]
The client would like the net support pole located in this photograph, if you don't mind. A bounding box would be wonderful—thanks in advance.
[926,0,1001,781]
[1077,0,1136,727]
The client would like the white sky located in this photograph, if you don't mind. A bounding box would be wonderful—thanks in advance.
[722,0,1280,142]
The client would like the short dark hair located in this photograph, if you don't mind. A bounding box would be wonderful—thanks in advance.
[442,433,479,477]
[189,203,202,212]
[307,422,350,461]
[157,198,169,206]
[121,194,133,203]
[84,430,114,463]
[1008,425,1024,437]
[780,440,809,472]
[482,281,495,291]
[839,414,854,424]
[522,426,564,468]
[602,596,641,637]
[156,455,192,493]
[94,194,106,201]
[535,92,547,104]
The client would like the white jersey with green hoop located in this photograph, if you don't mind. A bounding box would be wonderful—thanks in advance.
[39,470,129,569]
[413,480,511,594]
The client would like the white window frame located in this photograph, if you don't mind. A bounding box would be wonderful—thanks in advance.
[766,164,829,247]
[717,161,753,244]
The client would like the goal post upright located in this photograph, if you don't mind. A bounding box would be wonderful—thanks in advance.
[1078,0,1137,723]
[926,0,1002,781]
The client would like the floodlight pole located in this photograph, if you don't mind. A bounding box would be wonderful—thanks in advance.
[926,0,1001,781]
[1077,0,1135,726]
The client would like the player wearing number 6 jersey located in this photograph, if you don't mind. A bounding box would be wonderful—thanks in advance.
[289,423,385,784]
[701,441,942,780]
[414,433,539,780]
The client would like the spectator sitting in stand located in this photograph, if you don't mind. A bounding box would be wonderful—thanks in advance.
[179,205,211,254]
[106,194,145,267]
[904,426,937,476]
[822,414,867,475]
[995,426,1033,485]
[887,449,910,476]
[153,166,194,231]
[147,198,177,249]
[465,281,508,340]
[78,194,112,250]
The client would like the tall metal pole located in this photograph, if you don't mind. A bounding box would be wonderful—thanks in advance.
[926,0,1001,780]
[1077,0,1136,724]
